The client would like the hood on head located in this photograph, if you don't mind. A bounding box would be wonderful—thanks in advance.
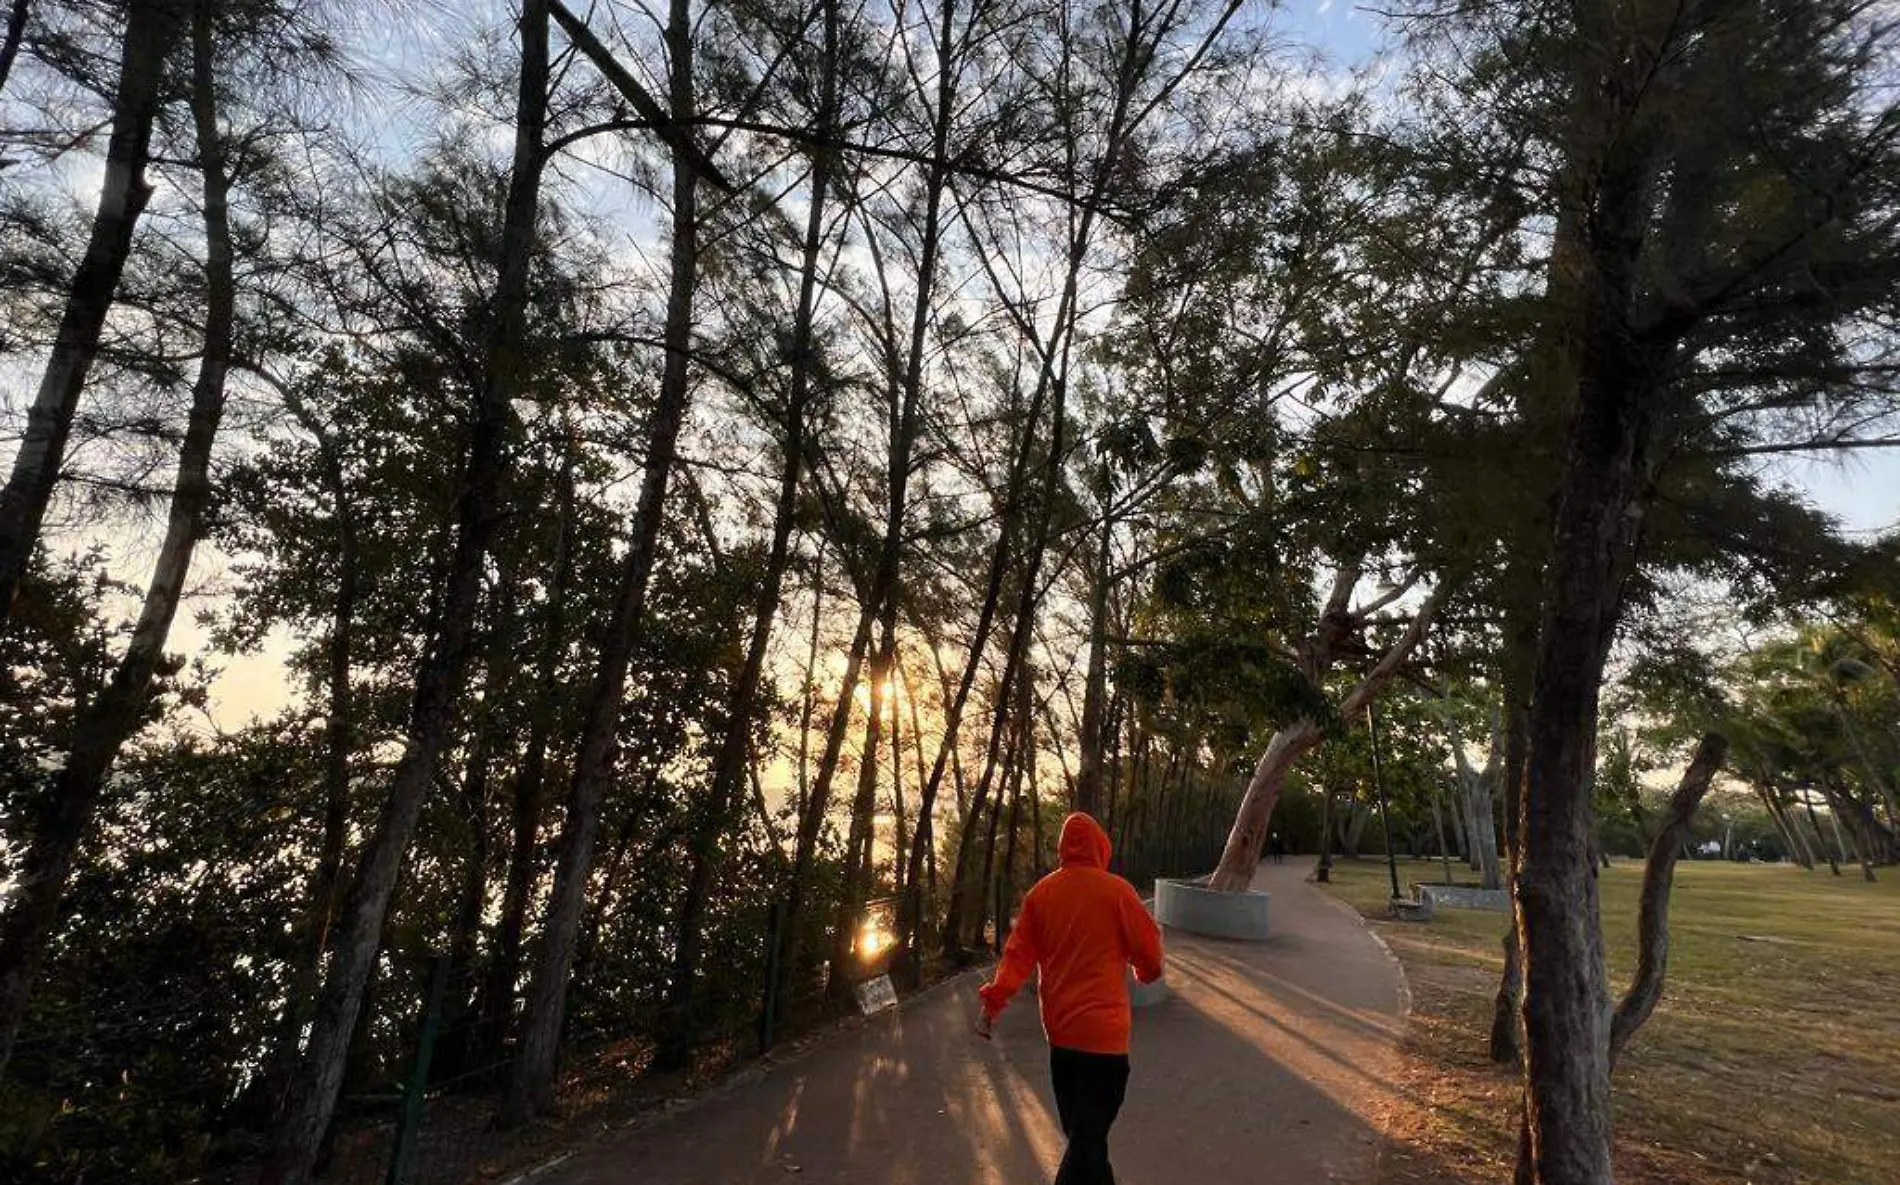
[1058,812,1112,869]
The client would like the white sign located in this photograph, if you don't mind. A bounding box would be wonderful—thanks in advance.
[854,973,898,1016]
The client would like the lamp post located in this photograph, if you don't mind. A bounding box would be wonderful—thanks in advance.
[1366,702,1402,903]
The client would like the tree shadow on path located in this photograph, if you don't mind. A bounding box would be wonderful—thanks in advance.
[538,865,1478,1184]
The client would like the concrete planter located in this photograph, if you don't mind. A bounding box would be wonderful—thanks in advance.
[1128,970,1171,1008]
[1153,876,1270,941]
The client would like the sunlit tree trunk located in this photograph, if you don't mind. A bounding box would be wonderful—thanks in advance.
[1210,578,1451,891]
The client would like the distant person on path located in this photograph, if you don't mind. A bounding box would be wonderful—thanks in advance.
[976,812,1164,1185]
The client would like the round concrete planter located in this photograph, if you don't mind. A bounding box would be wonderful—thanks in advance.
[1128,970,1170,1008]
[1154,876,1270,941]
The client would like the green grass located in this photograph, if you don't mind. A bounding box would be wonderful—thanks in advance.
[1322,857,1900,1185]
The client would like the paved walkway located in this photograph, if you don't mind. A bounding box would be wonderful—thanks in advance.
[538,864,1408,1185]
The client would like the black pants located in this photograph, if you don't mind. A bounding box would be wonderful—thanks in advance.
[1049,1046,1130,1185]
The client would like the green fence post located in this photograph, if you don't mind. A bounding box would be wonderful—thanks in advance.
[758,899,784,1056]
[386,954,450,1185]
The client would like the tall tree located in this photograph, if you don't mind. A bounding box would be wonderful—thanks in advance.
[263,3,552,1177]
[501,0,717,1119]
[0,0,185,617]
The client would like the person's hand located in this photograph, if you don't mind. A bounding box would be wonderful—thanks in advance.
[975,1009,994,1040]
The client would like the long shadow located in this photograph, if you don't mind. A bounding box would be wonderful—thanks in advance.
[534,965,1483,1185]
[1163,951,1404,1099]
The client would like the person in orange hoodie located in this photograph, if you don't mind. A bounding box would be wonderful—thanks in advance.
[976,812,1164,1185]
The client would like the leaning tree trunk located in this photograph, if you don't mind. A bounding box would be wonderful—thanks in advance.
[0,0,28,101]
[1073,506,1116,817]
[1756,779,1812,869]
[1801,787,1843,876]
[263,7,549,1179]
[1819,779,1879,882]
[828,607,900,999]
[255,396,358,1121]
[1609,733,1726,1066]
[943,582,1044,958]
[1209,721,1324,892]
[0,0,184,618]
[1209,579,1453,892]
[477,436,576,1058]
[499,0,707,1119]
[0,11,229,1077]
[1489,538,1542,1068]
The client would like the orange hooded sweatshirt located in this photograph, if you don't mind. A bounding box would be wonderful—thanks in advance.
[978,812,1164,1055]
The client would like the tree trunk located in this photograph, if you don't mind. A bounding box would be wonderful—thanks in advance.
[1491,684,1530,1063]
[1470,775,1502,890]
[1609,733,1726,1066]
[942,596,1040,958]
[1210,579,1453,891]
[1209,721,1324,891]
[1430,788,1454,884]
[1073,508,1116,816]
[440,728,495,1070]
[1834,702,1900,839]
[1513,162,1656,1185]
[794,543,828,824]
[501,6,715,1115]
[477,437,577,1057]
[255,397,359,1119]
[1819,779,1878,882]
[977,752,1009,950]
[1027,720,1049,878]
[999,711,1029,947]
[1314,780,1336,884]
[1341,799,1371,859]
[902,0,1147,955]
[0,0,185,618]
[1752,774,1809,869]
[650,0,842,1075]
[0,0,28,101]
[1802,788,1843,876]
[828,611,897,999]
[889,649,909,895]
[0,8,229,1077]
[263,6,549,1177]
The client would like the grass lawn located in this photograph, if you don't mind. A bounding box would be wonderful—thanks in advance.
[1320,857,1900,1185]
